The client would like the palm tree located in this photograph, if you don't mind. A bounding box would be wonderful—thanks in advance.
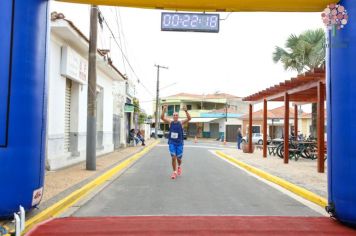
[273,29,326,138]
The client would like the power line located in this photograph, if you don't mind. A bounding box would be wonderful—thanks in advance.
[138,81,155,97]
[116,8,129,63]
[139,99,155,103]
[220,12,233,21]
[97,7,154,97]
[113,8,127,75]
[116,8,136,85]
[97,8,138,82]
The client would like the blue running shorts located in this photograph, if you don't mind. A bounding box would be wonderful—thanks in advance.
[169,143,184,159]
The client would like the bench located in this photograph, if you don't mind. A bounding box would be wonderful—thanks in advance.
[267,145,277,156]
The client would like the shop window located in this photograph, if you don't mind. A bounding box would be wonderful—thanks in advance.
[252,126,260,134]
[175,105,180,113]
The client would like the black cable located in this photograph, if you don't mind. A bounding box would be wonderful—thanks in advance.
[220,12,233,21]
[98,7,154,97]
[113,8,127,74]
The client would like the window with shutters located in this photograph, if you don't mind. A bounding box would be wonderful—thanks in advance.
[175,105,180,113]
[167,105,174,116]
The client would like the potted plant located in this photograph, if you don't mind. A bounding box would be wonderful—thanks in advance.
[242,142,254,153]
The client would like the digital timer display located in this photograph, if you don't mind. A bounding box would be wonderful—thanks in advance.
[161,12,219,33]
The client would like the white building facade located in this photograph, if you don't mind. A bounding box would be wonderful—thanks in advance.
[47,17,128,170]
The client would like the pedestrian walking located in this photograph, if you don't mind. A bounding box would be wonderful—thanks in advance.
[161,105,191,179]
[237,128,243,149]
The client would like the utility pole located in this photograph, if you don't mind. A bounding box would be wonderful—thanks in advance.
[154,64,168,139]
[225,101,228,122]
[224,100,228,145]
[86,5,98,170]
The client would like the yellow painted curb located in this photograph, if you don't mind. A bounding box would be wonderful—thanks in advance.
[215,151,327,208]
[24,140,160,234]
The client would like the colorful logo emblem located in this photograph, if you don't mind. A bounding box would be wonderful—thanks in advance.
[322,3,348,36]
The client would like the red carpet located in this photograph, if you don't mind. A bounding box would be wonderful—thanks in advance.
[26,216,356,235]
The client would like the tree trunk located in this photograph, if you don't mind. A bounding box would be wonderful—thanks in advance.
[311,103,317,138]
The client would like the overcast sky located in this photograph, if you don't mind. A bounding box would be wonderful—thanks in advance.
[50,2,324,114]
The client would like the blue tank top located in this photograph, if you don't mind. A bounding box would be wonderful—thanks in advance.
[168,121,183,145]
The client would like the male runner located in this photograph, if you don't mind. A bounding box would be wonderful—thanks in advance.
[161,105,191,179]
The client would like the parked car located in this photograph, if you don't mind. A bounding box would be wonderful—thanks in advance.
[241,133,271,145]
[151,129,164,138]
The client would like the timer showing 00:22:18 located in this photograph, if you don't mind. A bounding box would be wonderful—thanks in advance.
[162,14,219,28]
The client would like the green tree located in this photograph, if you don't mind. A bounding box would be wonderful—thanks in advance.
[133,98,147,125]
[273,28,326,138]
[139,113,147,125]
[133,98,140,113]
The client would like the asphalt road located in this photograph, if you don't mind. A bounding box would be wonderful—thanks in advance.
[73,140,321,217]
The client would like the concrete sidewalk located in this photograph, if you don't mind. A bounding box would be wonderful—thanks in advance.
[32,139,157,217]
[220,147,327,199]
[1,139,158,234]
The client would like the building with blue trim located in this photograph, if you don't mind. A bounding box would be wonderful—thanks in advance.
[154,93,248,141]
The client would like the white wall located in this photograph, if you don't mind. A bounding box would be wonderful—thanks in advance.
[225,118,243,126]
[97,70,114,154]
[47,39,68,165]
[215,118,243,132]
[77,84,88,133]
[98,71,113,132]
[113,80,126,147]
[47,32,122,170]
[75,82,88,156]
[140,124,151,140]
[48,40,66,137]
[48,36,87,169]
[217,119,225,132]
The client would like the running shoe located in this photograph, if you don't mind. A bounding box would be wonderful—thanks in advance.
[177,166,182,176]
[171,172,177,179]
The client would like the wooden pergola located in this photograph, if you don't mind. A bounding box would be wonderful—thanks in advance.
[242,68,326,173]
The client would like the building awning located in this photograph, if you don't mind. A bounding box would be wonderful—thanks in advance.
[189,118,218,123]
[242,69,325,103]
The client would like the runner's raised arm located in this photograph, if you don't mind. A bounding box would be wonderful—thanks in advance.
[182,106,191,125]
[161,105,171,124]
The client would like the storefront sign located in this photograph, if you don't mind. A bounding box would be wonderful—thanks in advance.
[61,46,88,84]
[124,104,135,112]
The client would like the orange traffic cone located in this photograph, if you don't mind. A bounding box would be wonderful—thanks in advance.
[224,138,227,145]
[194,136,197,143]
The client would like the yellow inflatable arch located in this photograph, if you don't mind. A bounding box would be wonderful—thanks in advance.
[58,0,331,12]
